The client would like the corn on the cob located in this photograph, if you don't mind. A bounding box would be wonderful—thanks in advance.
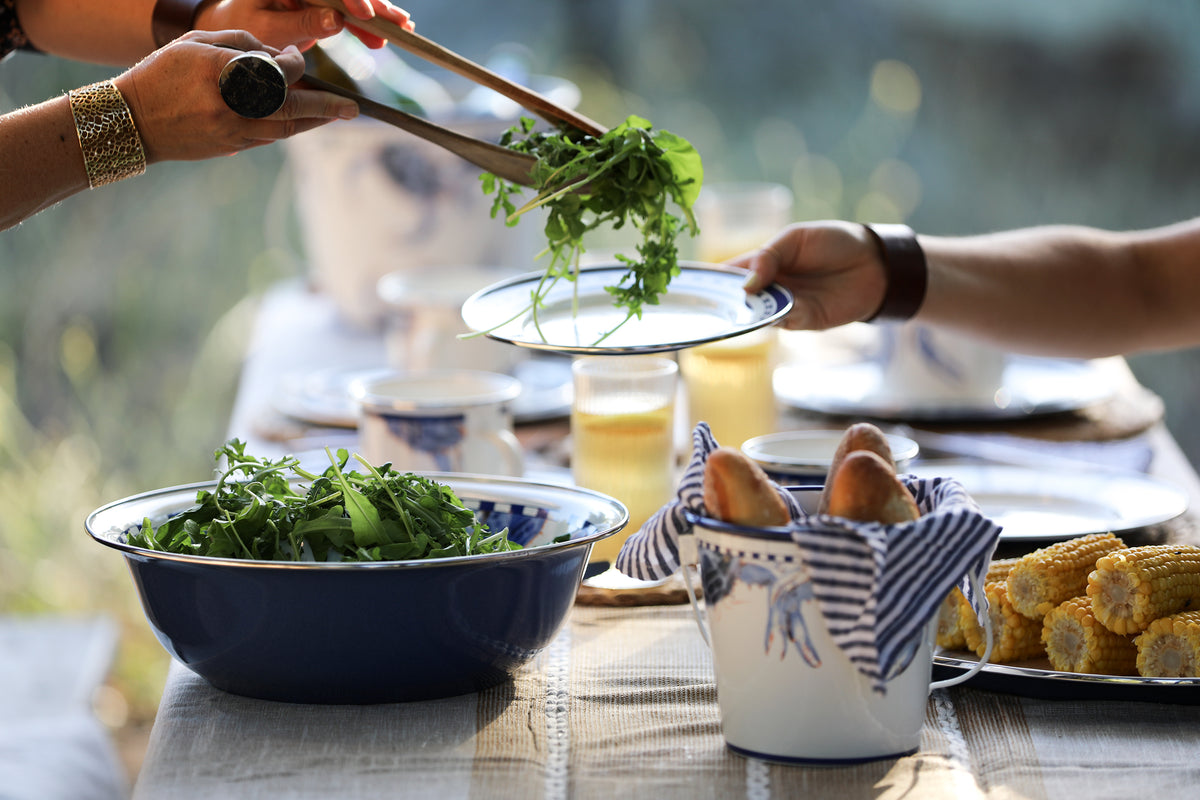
[936,590,969,650]
[984,558,1019,588]
[937,558,1018,650]
[1135,610,1200,677]
[1006,532,1126,619]
[960,580,1044,662]
[1087,544,1200,635]
[1042,595,1137,675]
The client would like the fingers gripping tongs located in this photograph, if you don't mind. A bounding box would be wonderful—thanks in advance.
[217,0,607,187]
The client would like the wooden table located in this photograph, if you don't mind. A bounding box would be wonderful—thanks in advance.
[130,281,1200,799]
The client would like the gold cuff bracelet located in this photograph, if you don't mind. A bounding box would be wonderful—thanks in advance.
[68,80,147,189]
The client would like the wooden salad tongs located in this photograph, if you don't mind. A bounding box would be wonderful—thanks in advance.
[299,71,544,186]
[308,0,607,138]
[218,5,606,186]
[217,44,543,185]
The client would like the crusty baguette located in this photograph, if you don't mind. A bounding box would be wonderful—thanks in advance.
[703,446,792,527]
[819,422,895,514]
[823,450,919,524]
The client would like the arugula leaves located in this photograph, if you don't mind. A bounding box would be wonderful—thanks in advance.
[126,440,519,562]
[482,115,704,343]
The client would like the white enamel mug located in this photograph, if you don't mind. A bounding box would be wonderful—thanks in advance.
[377,266,524,374]
[682,489,992,765]
[877,322,1008,406]
[353,370,524,476]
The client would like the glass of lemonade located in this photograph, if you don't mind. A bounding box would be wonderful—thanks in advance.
[680,327,779,450]
[570,356,678,572]
[680,181,792,450]
[693,182,794,263]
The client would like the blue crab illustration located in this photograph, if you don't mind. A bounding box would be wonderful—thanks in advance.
[699,548,821,668]
[915,327,966,383]
[766,572,821,667]
[384,413,466,471]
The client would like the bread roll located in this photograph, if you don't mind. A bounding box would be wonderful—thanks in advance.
[820,422,895,514]
[823,450,919,524]
[703,447,792,527]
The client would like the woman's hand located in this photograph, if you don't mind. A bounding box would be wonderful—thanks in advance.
[196,0,414,52]
[114,30,359,163]
[730,221,887,331]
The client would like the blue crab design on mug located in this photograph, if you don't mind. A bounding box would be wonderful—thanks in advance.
[699,545,821,667]
[383,413,465,472]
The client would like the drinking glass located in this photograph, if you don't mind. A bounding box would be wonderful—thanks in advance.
[694,181,794,264]
[680,327,779,449]
[682,182,793,448]
[570,356,678,571]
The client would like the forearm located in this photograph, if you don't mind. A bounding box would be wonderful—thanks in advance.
[0,96,90,230]
[17,0,161,65]
[917,221,1200,358]
[2,31,362,230]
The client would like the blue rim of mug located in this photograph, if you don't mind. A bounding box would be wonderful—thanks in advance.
[725,741,918,766]
[683,485,828,541]
[683,507,797,542]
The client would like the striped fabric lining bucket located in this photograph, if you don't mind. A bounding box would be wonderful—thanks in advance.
[616,423,1002,691]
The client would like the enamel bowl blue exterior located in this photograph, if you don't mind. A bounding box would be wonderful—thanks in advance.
[85,473,627,704]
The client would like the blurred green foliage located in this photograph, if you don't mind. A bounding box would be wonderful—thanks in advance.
[0,51,302,718]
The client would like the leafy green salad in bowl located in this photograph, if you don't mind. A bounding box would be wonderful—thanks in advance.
[86,441,628,703]
[126,440,530,563]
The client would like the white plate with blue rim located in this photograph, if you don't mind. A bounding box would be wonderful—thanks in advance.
[460,262,793,355]
[907,462,1188,542]
[273,357,574,427]
[774,357,1116,421]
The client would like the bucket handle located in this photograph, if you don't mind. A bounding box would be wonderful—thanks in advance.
[680,535,710,647]
[930,570,993,689]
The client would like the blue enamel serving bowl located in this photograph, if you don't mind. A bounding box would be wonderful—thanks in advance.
[85,474,627,704]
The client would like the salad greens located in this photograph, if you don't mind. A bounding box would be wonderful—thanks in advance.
[126,440,519,562]
[481,114,704,343]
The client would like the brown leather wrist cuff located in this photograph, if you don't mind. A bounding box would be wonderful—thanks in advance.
[863,223,927,322]
[152,0,206,48]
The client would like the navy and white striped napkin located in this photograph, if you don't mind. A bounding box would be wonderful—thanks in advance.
[615,423,1002,690]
